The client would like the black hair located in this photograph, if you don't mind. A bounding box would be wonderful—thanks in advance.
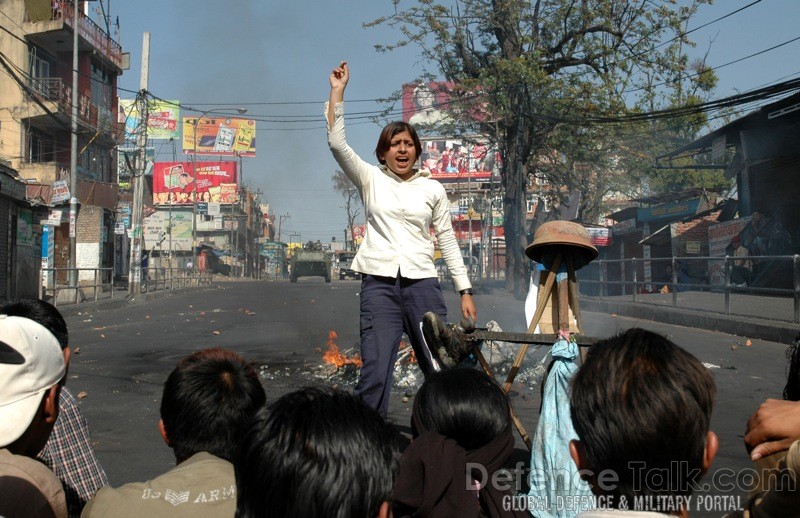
[160,348,265,463]
[374,121,422,165]
[1,298,68,349]
[234,387,400,518]
[412,367,510,451]
[784,333,800,401]
[570,328,716,501]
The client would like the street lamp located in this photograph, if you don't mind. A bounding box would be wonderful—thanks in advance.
[190,107,247,272]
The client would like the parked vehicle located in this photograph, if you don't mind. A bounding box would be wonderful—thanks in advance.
[335,251,358,280]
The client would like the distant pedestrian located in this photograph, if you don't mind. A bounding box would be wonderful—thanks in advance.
[140,250,149,284]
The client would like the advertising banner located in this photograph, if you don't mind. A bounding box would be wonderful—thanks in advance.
[119,99,180,142]
[586,227,612,247]
[182,116,256,157]
[41,209,63,227]
[51,180,70,204]
[402,81,489,128]
[418,138,498,181]
[142,210,193,252]
[152,162,238,206]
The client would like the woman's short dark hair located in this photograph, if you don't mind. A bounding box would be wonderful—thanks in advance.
[413,367,510,451]
[160,348,266,463]
[374,121,422,165]
[235,387,400,518]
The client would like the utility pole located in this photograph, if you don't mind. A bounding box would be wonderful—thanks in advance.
[277,212,290,242]
[68,0,79,288]
[128,32,149,295]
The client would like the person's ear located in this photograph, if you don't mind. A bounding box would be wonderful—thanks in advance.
[701,431,719,476]
[62,346,71,371]
[376,500,392,518]
[43,384,61,425]
[569,439,589,472]
[158,419,171,447]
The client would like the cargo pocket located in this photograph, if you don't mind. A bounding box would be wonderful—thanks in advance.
[359,312,376,363]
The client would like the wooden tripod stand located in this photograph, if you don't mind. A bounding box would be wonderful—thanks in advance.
[470,248,589,450]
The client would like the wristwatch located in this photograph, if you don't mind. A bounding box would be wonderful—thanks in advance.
[459,288,473,297]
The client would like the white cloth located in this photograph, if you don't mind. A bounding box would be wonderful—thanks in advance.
[524,267,542,333]
[326,102,471,292]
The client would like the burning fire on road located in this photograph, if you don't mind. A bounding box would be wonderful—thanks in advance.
[310,322,550,395]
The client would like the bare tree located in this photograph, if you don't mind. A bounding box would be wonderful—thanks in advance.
[332,170,362,251]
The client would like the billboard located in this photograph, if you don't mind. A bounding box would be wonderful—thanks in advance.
[119,99,180,142]
[143,210,193,252]
[401,81,488,128]
[152,162,238,206]
[418,138,499,181]
[182,116,256,157]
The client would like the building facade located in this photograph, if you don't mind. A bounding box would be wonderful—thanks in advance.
[0,0,124,285]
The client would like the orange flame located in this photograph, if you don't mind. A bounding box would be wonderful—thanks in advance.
[323,330,363,368]
[399,339,417,364]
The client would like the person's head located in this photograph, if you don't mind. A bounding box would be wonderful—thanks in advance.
[731,235,741,247]
[785,333,800,402]
[235,387,399,518]
[1,299,69,349]
[159,348,266,464]
[0,315,66,456]
[412,367,510,451]
[569,328,718,504]
[374,121,422,176]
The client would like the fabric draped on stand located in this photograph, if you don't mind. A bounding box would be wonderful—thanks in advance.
[528,337,593,517]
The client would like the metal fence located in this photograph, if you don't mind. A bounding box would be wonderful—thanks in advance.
[578,254,800,324]
[41,267,213,307]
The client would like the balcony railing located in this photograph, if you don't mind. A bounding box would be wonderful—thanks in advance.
[27,77,122,138]
[40,2,124,69]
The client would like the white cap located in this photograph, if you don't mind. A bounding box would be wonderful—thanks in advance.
[0,315,65,447]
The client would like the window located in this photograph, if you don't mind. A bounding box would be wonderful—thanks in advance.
[90,62,112,109]
[27,128,56,163]
[28,46,52,79]
[28,46,56,97]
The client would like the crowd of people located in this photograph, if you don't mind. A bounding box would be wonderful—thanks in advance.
[1,297,799,517]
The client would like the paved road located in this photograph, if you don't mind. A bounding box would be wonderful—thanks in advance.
[63,279,791,516]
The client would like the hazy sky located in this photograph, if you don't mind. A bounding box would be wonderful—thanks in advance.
[111,0,800,242]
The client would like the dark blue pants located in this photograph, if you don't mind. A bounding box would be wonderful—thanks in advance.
[354,274,448,416]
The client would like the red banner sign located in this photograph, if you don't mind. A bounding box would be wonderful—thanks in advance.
[152,161,238,205]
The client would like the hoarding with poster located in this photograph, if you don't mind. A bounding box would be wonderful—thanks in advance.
[118,99,180,142]
[401,81,488,128]
[151,162,238,206]
[182,116,256,157]
[417,138,499,181]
